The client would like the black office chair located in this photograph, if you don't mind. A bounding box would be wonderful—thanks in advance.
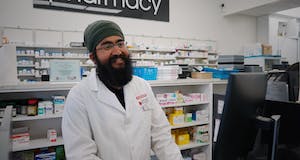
[287,62,299,102]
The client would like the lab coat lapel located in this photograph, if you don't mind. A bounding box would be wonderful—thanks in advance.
[96,82,125,113]
[86,69,125,113]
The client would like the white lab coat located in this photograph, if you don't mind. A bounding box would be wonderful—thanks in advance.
[62,69,183,160]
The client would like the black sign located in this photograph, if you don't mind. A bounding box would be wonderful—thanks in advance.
[33,0,169,22]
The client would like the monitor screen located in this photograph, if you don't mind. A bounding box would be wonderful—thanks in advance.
[214,73,267,160]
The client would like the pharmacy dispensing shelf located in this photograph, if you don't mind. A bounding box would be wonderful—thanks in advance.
[161,101,209,108]
[131,57,176,60]
[16,54,35,57]
[171,121,209,129]
[151,142,209,155]
[16,45,87,50]
[176,48,208,52]
[174,63,217,67]
[80,64,95,67]
[12,136,207,152]
[0,79,226,93]
[35,56,89,59]
[176,56,208,59]
[12,113,63,122]
[149,78,215,87]
[4,101,207,122]
[12,137,64,152]
[179,142,209,150]
[35,64,95,68]
[208,52,218,55]
[0,82,78,93]
[17,74,35,77]
[35,67,49,69]
[129,48,176,53]
[17,65,35,67]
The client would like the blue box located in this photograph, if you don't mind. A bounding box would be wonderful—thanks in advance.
[133,67,157,80]
[203,67,239,79]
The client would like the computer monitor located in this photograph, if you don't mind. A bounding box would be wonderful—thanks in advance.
[264,100,300,146]
[263,100,300,160]
[214,73,267,160]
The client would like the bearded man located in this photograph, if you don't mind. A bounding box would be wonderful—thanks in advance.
[62,20,183,160]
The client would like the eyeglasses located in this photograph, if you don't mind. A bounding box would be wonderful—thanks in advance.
[96,41,126,51]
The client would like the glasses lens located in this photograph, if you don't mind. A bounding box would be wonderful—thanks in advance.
[117,41,125,48]
[103,43,114,50]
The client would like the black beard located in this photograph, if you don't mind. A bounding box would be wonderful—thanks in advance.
[95,54,133,88]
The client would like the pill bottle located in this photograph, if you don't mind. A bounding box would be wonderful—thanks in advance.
[27,99,38,116]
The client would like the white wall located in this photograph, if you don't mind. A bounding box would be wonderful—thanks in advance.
[268,15,298,64]
[0,0,257,55]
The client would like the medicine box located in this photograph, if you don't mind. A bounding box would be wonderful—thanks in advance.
[11,133,30,146]
[53,96,65,114]
[47,129,57,142]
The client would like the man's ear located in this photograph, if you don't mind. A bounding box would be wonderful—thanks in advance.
[89,53,96,64]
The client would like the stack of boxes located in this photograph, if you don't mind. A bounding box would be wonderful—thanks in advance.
[218,55,244,71]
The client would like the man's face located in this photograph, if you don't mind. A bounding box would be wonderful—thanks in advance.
[94,36,129,67]
[92,36,132,88]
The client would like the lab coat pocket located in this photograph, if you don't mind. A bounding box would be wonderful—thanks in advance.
[142,103,152,111]
[142,104,153,126]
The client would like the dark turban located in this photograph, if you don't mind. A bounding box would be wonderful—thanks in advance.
[84,20,124,53]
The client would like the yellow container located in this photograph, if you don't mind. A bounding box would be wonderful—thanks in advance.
[174,107,183,114]
[168,113,184,125]
[176,133,190,145]
[168,113,175,125]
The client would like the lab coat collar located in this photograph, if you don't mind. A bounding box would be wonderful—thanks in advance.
[87,69,99,92]
[86,69,127,113]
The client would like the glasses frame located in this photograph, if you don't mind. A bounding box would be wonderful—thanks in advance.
[96,40,126,52]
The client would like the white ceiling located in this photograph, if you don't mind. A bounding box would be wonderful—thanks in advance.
[238,0,300,16]
[277,7,300,18]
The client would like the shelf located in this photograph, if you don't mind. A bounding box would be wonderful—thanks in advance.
[0,79,225,93]
[12,113,63,122]
[16,54,35,57]
[244,56,282,60]
[35,56,88,59]
[35,67,49,69]
[176,48,208,52]
[131,57,176,60]
[176,56,208,59]
[10,126,208,152]
[161,101,209,108]
[0,82,78,93]
[129,48,175,53]
[80,64,95,67]
[63,56,89,59]
[13,137,63,152]
[149,79,213,87]
[171,121,209,129]
[17,45,87,50]
[179,142,209,150]
[17,74,35,77]
[212,79,228,85]
[17,65,35,67]
[190,64,218,66]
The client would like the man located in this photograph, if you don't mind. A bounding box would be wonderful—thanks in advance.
[62,20,183,160]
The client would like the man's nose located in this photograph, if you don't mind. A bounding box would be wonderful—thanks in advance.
[111,45,122,55]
